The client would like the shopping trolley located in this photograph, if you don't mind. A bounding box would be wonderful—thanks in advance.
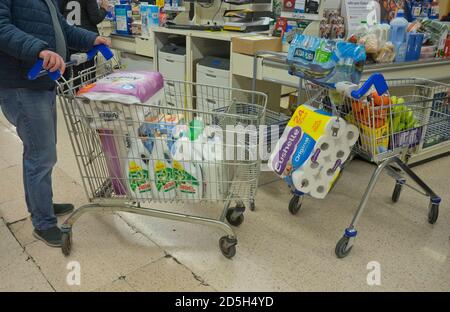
[288,73,449,258]
[28,45,267,259]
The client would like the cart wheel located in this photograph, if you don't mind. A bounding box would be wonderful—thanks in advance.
[335,236,353,259]
[288,195,302,215]
[219,236,237,259]
[226,209,244,227]
[428,203,439,224]
[61,230,72,257]
[249,200,256,211]
[391,183,402,203]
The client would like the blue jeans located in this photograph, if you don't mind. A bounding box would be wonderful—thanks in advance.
[0,88,57,230]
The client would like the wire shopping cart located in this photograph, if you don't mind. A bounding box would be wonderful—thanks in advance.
[28,46,267,259]
[288,73,449,258]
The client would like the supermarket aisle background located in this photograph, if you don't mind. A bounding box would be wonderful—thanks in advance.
[1,105,449,292]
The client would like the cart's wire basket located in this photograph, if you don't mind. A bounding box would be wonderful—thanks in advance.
[56,61,267,204]
[303,78,450,163]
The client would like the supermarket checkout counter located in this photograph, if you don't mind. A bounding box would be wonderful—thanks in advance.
[233,51,450,88]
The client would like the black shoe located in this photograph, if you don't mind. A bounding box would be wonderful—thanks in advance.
[53,203,75,217]
[33,227,62,247]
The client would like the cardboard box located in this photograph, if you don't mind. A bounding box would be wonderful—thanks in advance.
[232,36,282,56]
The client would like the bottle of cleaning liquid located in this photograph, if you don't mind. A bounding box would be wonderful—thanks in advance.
[126,137,153,198]
[355,21,369,39]
[390,10,408,62]
[172,137,203,201]
[149,137,176,200]
[201,131,227,201]
[390,10,408,43]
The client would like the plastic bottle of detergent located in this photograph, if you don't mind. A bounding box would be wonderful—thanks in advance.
[201,129,228,201]
[172,136,203,201]
[149,137,176,200]
[390,10,409,62]
[355,21,369,39]
[126,137,153,198]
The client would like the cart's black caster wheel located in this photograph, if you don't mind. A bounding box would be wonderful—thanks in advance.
[219,236,237,259]
[288,195,302,215]
[428,203,439,224]
[249,200,256,211]
[392,183,402,203]
[335,236,353,259]
[226,209,244,227]
[61,230,72,257]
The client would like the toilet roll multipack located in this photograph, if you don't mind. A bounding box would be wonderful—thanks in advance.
[269,105,360,199]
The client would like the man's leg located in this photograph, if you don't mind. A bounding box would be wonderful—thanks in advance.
[0,88,60,246]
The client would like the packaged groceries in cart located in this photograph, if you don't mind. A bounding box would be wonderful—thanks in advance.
[269,37,450,258]
[28,45,267,259]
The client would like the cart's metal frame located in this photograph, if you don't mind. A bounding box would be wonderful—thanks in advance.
[56,59,267,259]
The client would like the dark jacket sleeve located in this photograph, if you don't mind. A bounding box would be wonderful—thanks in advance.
[0,0,49,62]
[86,0,107,26]
[59,11,98,52]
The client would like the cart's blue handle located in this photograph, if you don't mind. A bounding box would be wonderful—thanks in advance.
[27,44,113,81]
[28,59,61,81]
[86,44,114,62]
[350,73,389,99]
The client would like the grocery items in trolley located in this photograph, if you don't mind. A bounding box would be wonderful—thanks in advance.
[31,47,267,259]
[280,71,449,259]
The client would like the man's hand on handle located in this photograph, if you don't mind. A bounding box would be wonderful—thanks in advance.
[39,50,66,75]
[94,36,111,47]
[37,37,110,77]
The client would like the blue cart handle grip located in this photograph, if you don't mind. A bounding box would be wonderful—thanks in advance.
[350,73,389,99]
[27,59,61,81]
[27,44,114,81]
[86,44,114,62]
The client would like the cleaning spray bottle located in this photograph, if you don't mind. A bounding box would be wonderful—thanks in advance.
[149,136,176,200]
[201,126,228,201]
[126,137,153,198]
[172,136,203,201]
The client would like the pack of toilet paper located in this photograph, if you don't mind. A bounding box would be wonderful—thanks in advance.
[269,105,359,199]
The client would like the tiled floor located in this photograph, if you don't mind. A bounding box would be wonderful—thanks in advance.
[0,107,449,292]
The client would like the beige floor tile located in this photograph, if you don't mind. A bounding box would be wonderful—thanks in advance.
[0,219,53,292]
[25,240,118,292]
[51,167,88,208]
[0,198,29,225]
[94,278,135,292]
[9,217,38,247]
[0,165,24,204]
[125,257,205,292]
[24,212,165,291]
[0,125,22,167]
[0,157,9,170]
[121,212,297,292]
